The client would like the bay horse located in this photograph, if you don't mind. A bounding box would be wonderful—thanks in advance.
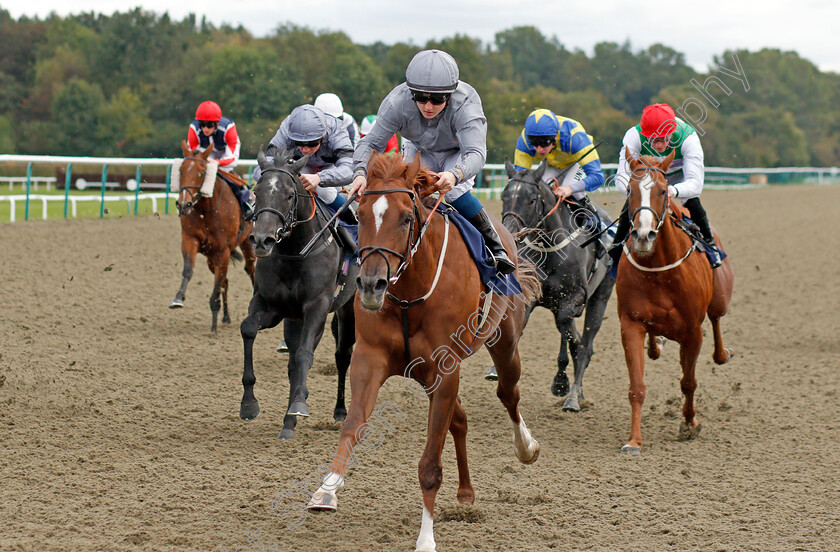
[307,153,542,552]
[239,147,357,440]
[617,150,734,454]
[499,160,614,411]
[170,140,256,333]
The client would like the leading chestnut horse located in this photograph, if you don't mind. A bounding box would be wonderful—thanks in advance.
[617,150,734,454]
[307,153,541,552]
[170,141,256,332]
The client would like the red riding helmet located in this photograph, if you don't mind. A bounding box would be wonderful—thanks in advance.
[640,103,677,138]
[195,101,222,122]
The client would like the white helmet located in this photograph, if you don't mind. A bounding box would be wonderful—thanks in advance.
[360,114,376,136]
[314,93,343,118]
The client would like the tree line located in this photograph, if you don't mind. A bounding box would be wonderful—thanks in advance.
[2,8,838,167]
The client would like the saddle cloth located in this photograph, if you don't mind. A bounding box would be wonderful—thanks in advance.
[441,205,522,296]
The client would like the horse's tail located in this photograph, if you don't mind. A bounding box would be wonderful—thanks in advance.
[231,249,244,264]
[515,256,542,304]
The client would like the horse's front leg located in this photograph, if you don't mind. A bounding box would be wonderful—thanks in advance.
[448,395,474,505]
[416,376,460,552]
[239,294,281,421]
[239,233,257,288]
[221,253,232,325]
[285,298,329,423]
[308,344,390,511]
[620,317,647,453]
[170,238,198,308]
[564,278,613,412]
[678,326,703,441]
[551,310,572,398]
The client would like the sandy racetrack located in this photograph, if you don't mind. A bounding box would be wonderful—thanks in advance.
[1,185,839,552]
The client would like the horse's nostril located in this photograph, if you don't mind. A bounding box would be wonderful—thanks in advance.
[647,231,657,241]
[630,230,639,241]
[373,279,388,294]
[248,235,257,247]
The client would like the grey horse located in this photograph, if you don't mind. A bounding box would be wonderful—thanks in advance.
[490,160,615,412]
[239,147,357,439]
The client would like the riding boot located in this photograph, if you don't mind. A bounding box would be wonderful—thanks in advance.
[684,197,722,268]
[328,195,358,225]
[573,195,605,259]
[469,208,517,275]
[241,188,256,220]
[606,199,631,279]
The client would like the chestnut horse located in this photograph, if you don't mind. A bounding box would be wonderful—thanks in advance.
[617,150,734,454]
[307,153,541,552]
[170,141,256,332]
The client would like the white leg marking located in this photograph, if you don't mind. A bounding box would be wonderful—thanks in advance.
[372,195,389,233]
[415,506,436,552]
[512,418,537,462]
[307,472,345,510]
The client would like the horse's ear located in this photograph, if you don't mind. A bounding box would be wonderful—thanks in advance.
[405,151,422,184]
[290,154,309,174]
[533,160,547,182]
[181,140,190,158]
[201,144,214,160]
[415,167,440,198]
[257,148,268,170]
[624,147,639,170]
[504,158,517,179]
[264,143,278,161]
[660,149,676,171]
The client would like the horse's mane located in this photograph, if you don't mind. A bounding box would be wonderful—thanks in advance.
[368,153,436,193]
[266,145,298,166]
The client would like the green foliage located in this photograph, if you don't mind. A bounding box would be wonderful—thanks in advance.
[2,10,838,167]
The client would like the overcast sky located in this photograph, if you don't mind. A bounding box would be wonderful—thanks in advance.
[6,1,840,73]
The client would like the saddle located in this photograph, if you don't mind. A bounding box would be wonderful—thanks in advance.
[670,206,728,266]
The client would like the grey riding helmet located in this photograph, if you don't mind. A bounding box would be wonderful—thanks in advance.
[405,49,459,94]
[287,105,327,142]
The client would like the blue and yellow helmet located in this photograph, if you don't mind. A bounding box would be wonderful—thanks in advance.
[524,109,560,137]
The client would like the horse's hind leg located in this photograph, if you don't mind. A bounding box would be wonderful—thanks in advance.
[678,326,703,441]
[550,322,570,397]
[239,236,257,288]
[709,314,732,365]
[487,316,539,464]
[449,395,474,505]
[207,251,230,333]
[170,239,198,308]
[221,268,231,326]
[333,304,355,424]
[564,278,612,412]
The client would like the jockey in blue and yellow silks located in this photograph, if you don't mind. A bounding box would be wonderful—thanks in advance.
[514,109,605,207]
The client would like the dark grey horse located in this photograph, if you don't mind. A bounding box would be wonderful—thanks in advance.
[239,147,357,439]
[493,160,615,412]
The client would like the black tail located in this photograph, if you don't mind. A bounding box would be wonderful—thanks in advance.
[231,249,244,264]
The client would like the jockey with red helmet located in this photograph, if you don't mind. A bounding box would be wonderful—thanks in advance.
[359,115,399,155]
[608,103,723,274]
[187,101,254,218]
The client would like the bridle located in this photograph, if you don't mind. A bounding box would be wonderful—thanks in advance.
[502,175,573,236]
[628,166,669,236]
[177,157,218,214]
[357,188,423,285]
[252,166,316,243]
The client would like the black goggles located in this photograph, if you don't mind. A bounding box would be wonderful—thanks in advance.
[293,138,322,148]
[411,92,450,105]
[198,120,218,129]
[526,135,556,148]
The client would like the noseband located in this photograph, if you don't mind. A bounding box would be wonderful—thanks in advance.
[252,167,316,242]
[358,188,422,285]
[629,166,669,235]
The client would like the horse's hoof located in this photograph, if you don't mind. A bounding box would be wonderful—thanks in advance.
[620,444,641,455]
[288,402,310,417]
[551,374,570,397]
[484,366,498,381]
[276,341,289,352]
[307,490,337,511]
[520,441,540,464]
[240,400,260,421]
[333,410,347,424]
[561,398,580,412]
[278,428,295,440]
[169,299,184,309]
[222,316,231,325]
[678,422,702,441]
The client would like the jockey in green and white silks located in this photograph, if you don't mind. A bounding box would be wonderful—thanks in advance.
[349,49,515,274]
[609,103,723,273]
